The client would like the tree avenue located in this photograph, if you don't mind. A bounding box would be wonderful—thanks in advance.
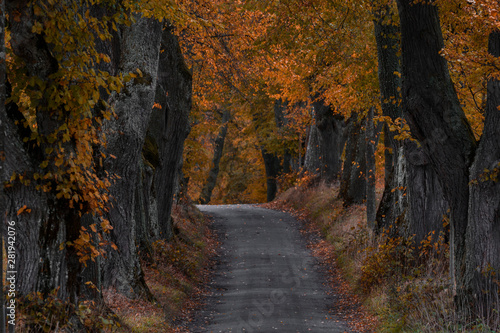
[0,0,499,330]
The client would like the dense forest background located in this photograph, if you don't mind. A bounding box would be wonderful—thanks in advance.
[1,0,499,331]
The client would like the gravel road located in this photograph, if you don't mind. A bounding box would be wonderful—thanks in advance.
[189,204,354,333]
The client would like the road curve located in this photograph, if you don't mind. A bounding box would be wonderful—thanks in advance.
[191,204,353,333]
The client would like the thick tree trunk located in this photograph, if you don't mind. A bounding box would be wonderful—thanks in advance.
[373,5,406,234]
[304,124,322,175]
[312,99,344,182]
[261,149,281,202]
[375,144,407,235]
[404,141,448,245]
[149,23,192,239]
[339,114,366,206]
[396,0,477,300]
[134,158,157,261]
[465,31,500,320]
[373,5,448,247]
[101,15,162,299]
[0,103,49,297]
[2,1,82,303]
[373,8,401,150]
[199,110,230,204]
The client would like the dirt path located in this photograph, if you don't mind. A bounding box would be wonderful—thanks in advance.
[189,204,354,333]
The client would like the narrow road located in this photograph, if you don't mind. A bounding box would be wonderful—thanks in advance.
[191,204,353,333]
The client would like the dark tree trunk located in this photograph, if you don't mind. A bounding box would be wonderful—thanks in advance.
[146,23,192,240]
[383,125,393,185]
[0,2,6,329]
[396,0,477,301]
[304,124,322,175]
[373,7,402,152]
[199,110,230,204]
[373,4,448,247]
[365,107,377,227]
[134,158,157,261]
[373,5,406,233]
[1,1,82,303]
[0,99,49,297]
[261,149,281,202]
[101,15,163,299]
[464,31,500,320]
[312,99,345,182]
[274,100,292,174]
[339,114,366,206]
[404,141,448,245]
[375,145,407,235]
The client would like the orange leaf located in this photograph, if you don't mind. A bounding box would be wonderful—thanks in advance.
[17,205,27,216]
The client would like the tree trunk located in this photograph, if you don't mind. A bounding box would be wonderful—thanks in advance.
[261,149,281,202]
[312,99,344,182]
[404,141,448,245]
[274,99,292,174]
[199,110,230,204]
[2,1,83,303]
[465,30,500,320]
[0,2,6,328]
[304,124,322,175]
[101,15,163,299]
[339,114,366,206]
[365,107,377,228]
[396,0,477,300]
[134,158,156,261]
[373,4,448,248]
[150,23,192,239]
[372,4,406,234]
[0,98,49,297]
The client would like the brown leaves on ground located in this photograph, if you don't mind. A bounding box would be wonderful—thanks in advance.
[103,202,220,332]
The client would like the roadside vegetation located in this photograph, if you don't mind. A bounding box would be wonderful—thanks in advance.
[9,201,215,332]
[105,201,216,333]
[271,175,499,333]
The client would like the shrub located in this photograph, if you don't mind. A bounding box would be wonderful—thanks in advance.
[18,289,120,332]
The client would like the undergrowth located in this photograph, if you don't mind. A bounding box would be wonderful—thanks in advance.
[273,179,500,333]
[12,202,214,332]
[104,202,216,332]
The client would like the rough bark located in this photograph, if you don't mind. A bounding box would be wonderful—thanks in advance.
[0,94,49,297]
[396,0,477,299]
[373,8,402,151]
[0,2,6,328]
[404,141,448,245]
[365,107,377,227]
[148,23,192,240]
[199,110,230,204]
[134,158,157,261]
[373,5,407,233]
[464,31,500,320]
[375,144,407,234]
[373,5,448,247]
[304,124,322,175]
[101,15,163,299]
[339,114,366,206]
[312,99,345,182]
[1,1,80,302]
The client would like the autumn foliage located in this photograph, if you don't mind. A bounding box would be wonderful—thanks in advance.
[2,0,500,331]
